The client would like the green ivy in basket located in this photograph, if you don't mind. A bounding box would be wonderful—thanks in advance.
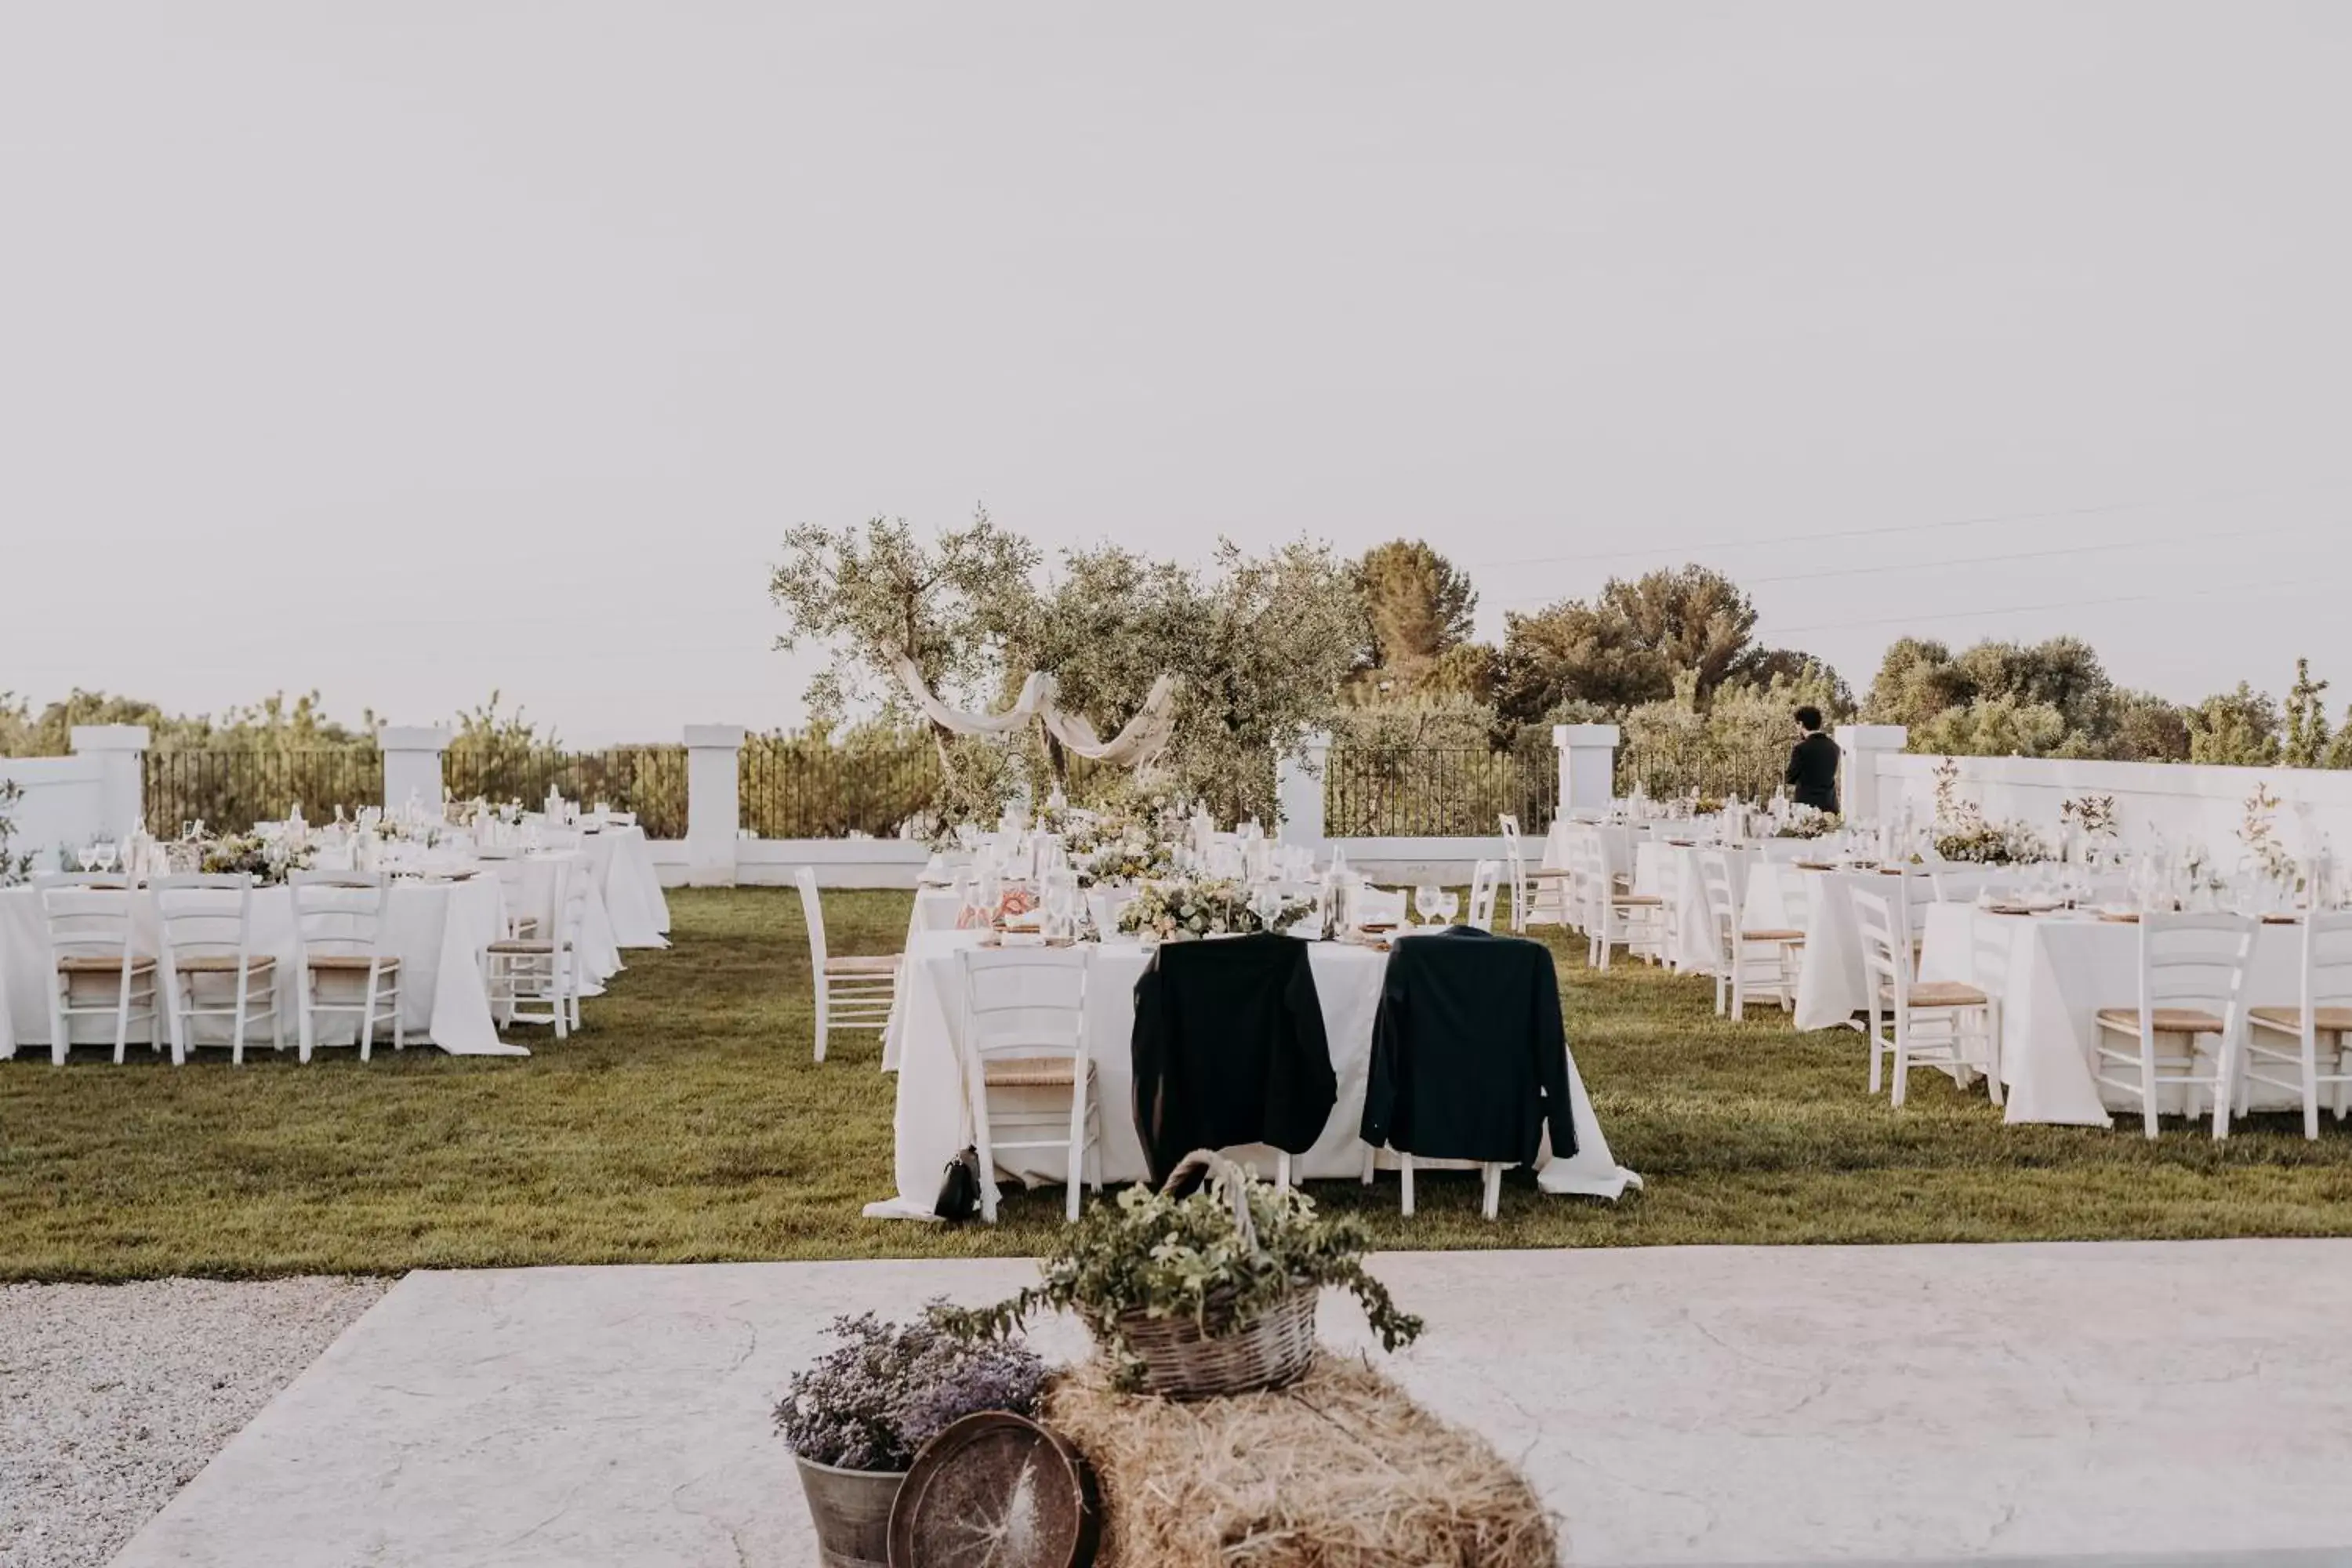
[935,1168,1423,1391]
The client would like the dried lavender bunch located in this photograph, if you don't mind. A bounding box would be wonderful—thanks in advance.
[775,1305,1047,1472]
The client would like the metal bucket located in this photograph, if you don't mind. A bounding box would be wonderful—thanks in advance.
[793,1454,904,1568]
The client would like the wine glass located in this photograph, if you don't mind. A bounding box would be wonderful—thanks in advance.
[75,842,96,873]
[1414,884,1442,927]
[1251,882,1284,933]
[1436,890,1461,927]
[93,841,118,876]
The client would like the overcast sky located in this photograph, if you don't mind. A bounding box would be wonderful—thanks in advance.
[5,3,2347,744]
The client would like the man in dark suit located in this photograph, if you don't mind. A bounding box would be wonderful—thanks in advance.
[1784,705,1841,814]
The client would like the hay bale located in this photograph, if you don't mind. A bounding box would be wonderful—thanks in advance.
[1043,1351,1557,1567]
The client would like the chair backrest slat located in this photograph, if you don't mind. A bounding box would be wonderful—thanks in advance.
[959,947,1087,1061]
[154,873,256,958]
[289,869,389,956]
[35,872,137,959]
[796,866,829,967]
[1467,859,1501,932]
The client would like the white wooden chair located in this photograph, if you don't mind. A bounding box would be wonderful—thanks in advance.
[1362,1143,1508,1221]
[1569,830,1661,970]
[36,873,156,1065]
[956,946,1098,1222]
[472,845,540,941]
[1466,858,1503,932]
[1851,884,1989,1107]
[289,869,402,1062]
[797,866,898,1062]
[1699,851,1795,1018]
[1512,819,1577,931]
[1738,859,1808,1017]
[154,873,280,1066]
[2093,912,2256,1139]
[2242,911,2352,1140]
[1965,913,2010,1108]
[487,852,590,1040]
[1498,815,1531,932]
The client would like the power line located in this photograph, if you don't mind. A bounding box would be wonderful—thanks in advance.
[1490,519,2336,605]
[1760,575,2336,637]
[1467,482,2345,572]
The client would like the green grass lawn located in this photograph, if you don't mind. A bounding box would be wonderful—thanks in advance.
[7,887,2352,1282]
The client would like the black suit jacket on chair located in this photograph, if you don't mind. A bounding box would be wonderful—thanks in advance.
[1130,933,1338,1186]
[1362,926,1577,1167]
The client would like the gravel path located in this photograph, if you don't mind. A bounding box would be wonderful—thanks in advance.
[0,1276,390,1568]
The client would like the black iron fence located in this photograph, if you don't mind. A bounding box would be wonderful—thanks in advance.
[443,746,689,839]
[1323,744,1555,837]
[1615,732,1784,804]
[739,735,942,838]
[143,750,383,836]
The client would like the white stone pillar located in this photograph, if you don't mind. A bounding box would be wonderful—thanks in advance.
[379,727,451,815]
[1835,724,1908,822]
[1554,724,1621,817]
[69,724,151,837]
[1275,730,1330,848]
[684,724,746,887]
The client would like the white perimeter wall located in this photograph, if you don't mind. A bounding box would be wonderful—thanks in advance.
[0,757,108,867]
[1872,752,2352,856]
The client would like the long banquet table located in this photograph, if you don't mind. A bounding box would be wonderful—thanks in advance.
[1918,906,2307,1126]
[866,928,1642,1220]
[0,877,528,1059]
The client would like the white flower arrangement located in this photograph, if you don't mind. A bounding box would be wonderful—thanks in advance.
[1115,877,1312,942]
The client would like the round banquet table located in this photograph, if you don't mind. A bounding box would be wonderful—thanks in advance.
[1918,905,2307,1127]
[863,929,1642,1220]
[0,877,528,1060]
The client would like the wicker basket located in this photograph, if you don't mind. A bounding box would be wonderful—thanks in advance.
[1104,1151,1320,1400]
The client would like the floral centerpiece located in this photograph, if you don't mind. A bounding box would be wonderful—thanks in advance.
[1773,809,1840,840]
[197,831,315,884]
[775,1308,1048,1564]
[1929,755,2045,866]
[939,1158,1421,1395]
[1933,820,2049,865]
[1116,877,1312,940]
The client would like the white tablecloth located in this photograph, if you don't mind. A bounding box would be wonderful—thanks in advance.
[1918,906,2306,1127]
[0,878,525,1059]
[587,826,670,949]
[868,931,1641,1219]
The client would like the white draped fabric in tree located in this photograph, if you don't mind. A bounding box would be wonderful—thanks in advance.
[887,654,1177,768]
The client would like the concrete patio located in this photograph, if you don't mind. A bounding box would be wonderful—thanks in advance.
[110,1240,2352,1566]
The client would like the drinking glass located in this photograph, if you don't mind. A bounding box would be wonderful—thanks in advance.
[1414,885,1441,927]
[75,843,96,873]
[93,841,118,875]
[1436,891,1461,926]
[1251,883,1284,933]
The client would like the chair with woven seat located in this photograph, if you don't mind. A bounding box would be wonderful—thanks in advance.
[486,852,590,1040]
[2238,911,2352,1140]
[796,866,899,1062]
[2093,911,2256,1139]
[36,873,157,1065]
[1699,851,1797,1018]
[955,945,1097,1222]
[154,873,280,1065]
[1851,884,1989,1106]
[289,869,402,1062]
[1569,829,1661,970]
